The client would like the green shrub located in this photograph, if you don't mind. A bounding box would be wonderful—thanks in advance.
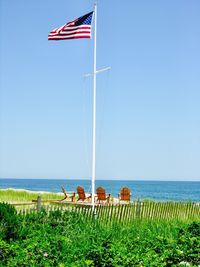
[187,221,200,236]
[0,239,15,262]
[0,203,20,241]
[0,206,199,266]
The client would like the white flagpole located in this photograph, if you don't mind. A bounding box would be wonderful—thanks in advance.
[91,2,97,211]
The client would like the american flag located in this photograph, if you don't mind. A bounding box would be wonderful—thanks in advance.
[48,12,93,41]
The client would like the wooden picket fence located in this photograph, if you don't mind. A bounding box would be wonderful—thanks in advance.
[13,198,200,225]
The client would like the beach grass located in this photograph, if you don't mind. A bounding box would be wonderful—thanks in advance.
[0,189,62,203]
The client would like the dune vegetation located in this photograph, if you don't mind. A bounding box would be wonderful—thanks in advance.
[0,189,62,203]
[0,202,199,267]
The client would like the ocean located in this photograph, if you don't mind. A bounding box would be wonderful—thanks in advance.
[0,179,199,202]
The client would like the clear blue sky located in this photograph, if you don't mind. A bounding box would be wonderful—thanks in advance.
[0,0,200,180]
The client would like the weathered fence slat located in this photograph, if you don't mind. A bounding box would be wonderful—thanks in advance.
[12,198,200,225]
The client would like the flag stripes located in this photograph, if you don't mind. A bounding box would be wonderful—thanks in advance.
[48,12,93,41]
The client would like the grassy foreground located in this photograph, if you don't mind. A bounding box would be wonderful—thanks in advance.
[0,203,199,267]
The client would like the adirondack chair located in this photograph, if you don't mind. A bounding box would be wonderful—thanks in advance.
[96,187,110,204]
[32,186,75,204]
[59,186,75,202]
[77,186,91,202]
[118,187,131,203]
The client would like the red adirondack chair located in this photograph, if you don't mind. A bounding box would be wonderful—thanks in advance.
[96,187,110,204]
[118,187,131,203]
[60,186,75,202]
[77,186,91,202]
